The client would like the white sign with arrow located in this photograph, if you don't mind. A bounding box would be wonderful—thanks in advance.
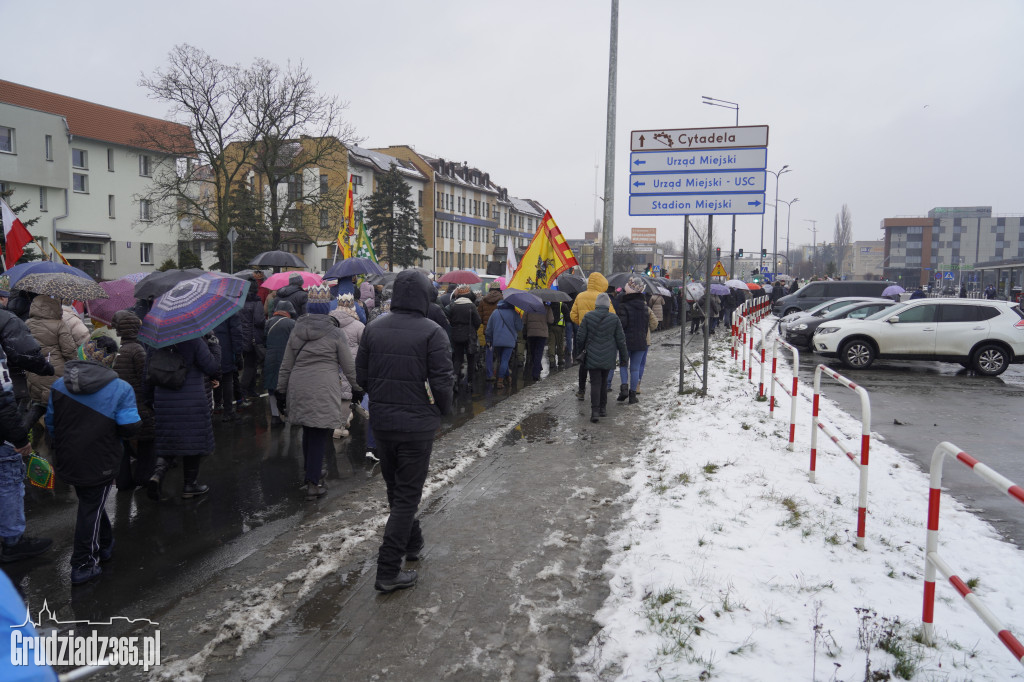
[629,193,766,216]
[631,125,769,152]
[629,170,765,194]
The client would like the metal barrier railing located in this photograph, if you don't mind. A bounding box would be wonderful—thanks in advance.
[768,336,799,450]
[922,442,1024,664]
[810,364,872,550]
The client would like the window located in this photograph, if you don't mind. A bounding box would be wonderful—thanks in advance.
[72,149,88,169]
[108,195,115,218]
[320,174,328,195]
[0,126,13,153]
[140,242,153,264]
[44,135,52,161]
[894,304,936,323]
[61,241,103,255]
[320,209,329,230]
[139,154,152,177]
[73,173,88,193]
[939,305,978,323]
[39,188,47,212]
[139,199,152,221]
[287,175,301,202]
[352,174,363,188]
[109,241,117,265]
[107,148,114,172]
[418,190,423,207]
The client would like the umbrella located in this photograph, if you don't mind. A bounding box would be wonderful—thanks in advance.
[12,272,107,301]
[139,273,250,349]
[86,277,144,326]
[501,288,545,313]
[262,271,322,291]
[134,269,206,300]
[555,274,587,295]
[496,276,508,290]
[233,268,269,281]
[655,285,672,296]
[324,257,386,280]
[882,285,906,297]
[710,283,731,296]
[685,282,705,301]
[747,282,762,290]
[249,251,308,269]
[529,289,571,303]
[725,279,748,289]
[606,272,656,294]
[1,261,94,289]
[438,269,482,284]
[368,272,398,287]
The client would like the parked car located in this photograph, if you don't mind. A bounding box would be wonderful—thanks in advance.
[783,299,897,348]
[812,299,1024,376]
[771,280,894,317]
[777,297,888,336]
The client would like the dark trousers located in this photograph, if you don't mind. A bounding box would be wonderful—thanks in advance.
[240,349,261,398]
[301,426,332,484]
[214,374,236,415]
[578,360,588,392]
[452,341,475,383]
[589,368,609,409]
[72,483,112,569]
[375,437,432,580]
[117,439,155,489]
[527,336,546,379]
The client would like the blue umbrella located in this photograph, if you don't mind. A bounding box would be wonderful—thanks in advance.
[881,285,905,297]
[502,288,545,313]
[324,258,386,280]
[1,261,93,289]
[139,273,249,349]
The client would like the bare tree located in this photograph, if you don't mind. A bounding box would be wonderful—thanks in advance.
[612,236,638,272]
[833,204,853,277]
[682,217,722,280]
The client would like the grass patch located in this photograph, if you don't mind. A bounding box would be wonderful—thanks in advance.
[780,496,802,528]
[966,577,980,590]
[703,462,720,476]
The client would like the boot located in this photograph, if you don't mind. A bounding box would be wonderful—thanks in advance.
[182,482,210,498]
[599,406,607,417]
[495,377,504,388]
[305,481,328,501]
[181,456,209,498]
[616,383,629,402]
[576,388,586,401]
[146,457,170,501]
[628,390,639,404]
[590,409,600,423]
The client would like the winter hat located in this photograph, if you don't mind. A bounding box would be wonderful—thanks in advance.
[76,336,118,367]
[335,293,358,319]
[488,281,501,291]
[596,293,611,309]
[624,276,644,295]
[274,300,297,318]
[455,285,471,296]
[112,310,142,340]
[306,284,334,315]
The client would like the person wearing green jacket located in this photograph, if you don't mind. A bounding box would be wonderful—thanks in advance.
[575,293,628,423]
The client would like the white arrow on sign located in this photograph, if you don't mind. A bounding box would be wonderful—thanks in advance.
[629,193,766,217]
[630,170,766,194]
[630,148,767,174]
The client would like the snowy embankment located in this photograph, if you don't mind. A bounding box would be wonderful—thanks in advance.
[578,325,1024,681]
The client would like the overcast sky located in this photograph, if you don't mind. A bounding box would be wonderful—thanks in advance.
[7,0,1023,254]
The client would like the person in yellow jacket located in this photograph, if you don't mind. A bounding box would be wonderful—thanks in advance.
[569,272,614,400]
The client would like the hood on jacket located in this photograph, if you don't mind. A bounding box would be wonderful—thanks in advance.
[113,310,142,339]
[496,300,514,310]
[274,300,297,317]
[482,290,503,305]
[587,272,609,293]
[360,282,375,309]
[292,313,337,343]
[428,285,439,304]
[62,360,119,395]
[29,295,63,320]
[391,270,432,316]
[453,296,475,306]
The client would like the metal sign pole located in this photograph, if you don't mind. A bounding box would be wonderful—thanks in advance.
[679,215,690,395]
[703,215,714,394]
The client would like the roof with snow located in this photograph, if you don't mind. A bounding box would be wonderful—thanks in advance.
[346,144,426,181]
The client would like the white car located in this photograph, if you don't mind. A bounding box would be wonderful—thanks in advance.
[812,299,1024,376]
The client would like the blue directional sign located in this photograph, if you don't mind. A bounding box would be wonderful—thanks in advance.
[628,125,768,217]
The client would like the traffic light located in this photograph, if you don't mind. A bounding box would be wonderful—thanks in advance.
[716,247,721,260]
[737,248,744,258]
[762,248,768,257]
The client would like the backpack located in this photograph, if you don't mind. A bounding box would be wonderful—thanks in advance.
[148,346,187,390]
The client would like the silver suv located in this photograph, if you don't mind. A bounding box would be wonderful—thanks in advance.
[812,299,1024,376]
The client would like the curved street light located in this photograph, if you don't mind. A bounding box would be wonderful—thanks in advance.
[779,197,799,275]
[765,165,791,278]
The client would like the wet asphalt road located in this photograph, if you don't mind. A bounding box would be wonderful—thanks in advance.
[2,352,555,632]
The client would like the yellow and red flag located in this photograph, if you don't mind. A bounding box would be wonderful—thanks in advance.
[508,211,579,290]
[338,174,355,259]
[50,243,71,266]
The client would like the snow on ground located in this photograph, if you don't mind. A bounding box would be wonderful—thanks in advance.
[579,325,1024,681]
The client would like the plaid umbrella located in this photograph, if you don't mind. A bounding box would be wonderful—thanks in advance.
[139,273,250,349]
[86,276,145,326]
[12,272,108,301]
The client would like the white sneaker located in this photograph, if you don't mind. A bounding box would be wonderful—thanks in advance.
[365,450,379,462]
[333,428,349,439]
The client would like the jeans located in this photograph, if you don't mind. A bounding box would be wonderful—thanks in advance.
[302,426,332,484]
[0,445,26,543]
[589,369,609,409]
[564,322,576,360]
[71,483,113,570]
[527,337,546,379]
[375,437,432,580]
[618,349,647,391]
[494,346,513,378]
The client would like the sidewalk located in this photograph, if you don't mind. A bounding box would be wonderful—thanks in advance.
[193,341,682,681]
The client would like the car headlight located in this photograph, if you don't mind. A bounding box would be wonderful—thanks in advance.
[816,326,840,335]
[792,323,808,331]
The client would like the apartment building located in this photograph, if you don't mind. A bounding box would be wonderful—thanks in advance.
[0,80,190,279]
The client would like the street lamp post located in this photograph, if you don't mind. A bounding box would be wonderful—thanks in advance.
[765,165,790,282]
[702,95,739,278]
[804,219,818,278]
[779,197,799,276]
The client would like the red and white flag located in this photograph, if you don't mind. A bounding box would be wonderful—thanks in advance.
[1,198,33,270]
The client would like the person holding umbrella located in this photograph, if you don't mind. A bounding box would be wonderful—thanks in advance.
[24,296,79,435]
[615,277,652,404]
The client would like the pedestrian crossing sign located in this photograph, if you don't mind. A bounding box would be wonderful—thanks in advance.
[944,272,954,280]
[760,266,769,274]
[711,261,728,278]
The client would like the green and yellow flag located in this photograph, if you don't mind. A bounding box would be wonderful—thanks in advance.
[355,219,378,264]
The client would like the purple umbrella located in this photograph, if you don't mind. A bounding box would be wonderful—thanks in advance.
[139,273,249,348]
[881,285,905,297]
[710,283,731,296]
[87,277,143,326]
[502,288,545,313]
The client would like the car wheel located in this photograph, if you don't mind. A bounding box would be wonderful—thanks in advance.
[784,308,800,316]
[840,339,875,370]
[972,344,1008,376]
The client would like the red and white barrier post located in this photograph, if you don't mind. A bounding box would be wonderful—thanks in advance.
[922,442,1024,664]
[768,336,800,450]
[810,364,872,550]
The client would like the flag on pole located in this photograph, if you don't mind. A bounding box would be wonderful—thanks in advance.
[51,243,71,266]
[1,198,34,270]
[508,211,579,290]
[338,174,354,260]
[504,236,518,283]
[355,219,378,264]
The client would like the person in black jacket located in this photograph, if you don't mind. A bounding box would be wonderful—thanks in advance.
[276,273,309,317]
[356,269,453,593]
[615,277,650,404]
[213,313,244,421]
[238,280,266,403]
[46,338,141,584]
[445,286,481,387]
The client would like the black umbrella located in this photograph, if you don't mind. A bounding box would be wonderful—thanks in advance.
[324,257,386,280]
[606,272,656,294]
[232,268,269,281]
[530,289,571,303]
[367,272,399,286]
[249,251,308,269]
[555,274,587,295]
[133,269,206,300]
